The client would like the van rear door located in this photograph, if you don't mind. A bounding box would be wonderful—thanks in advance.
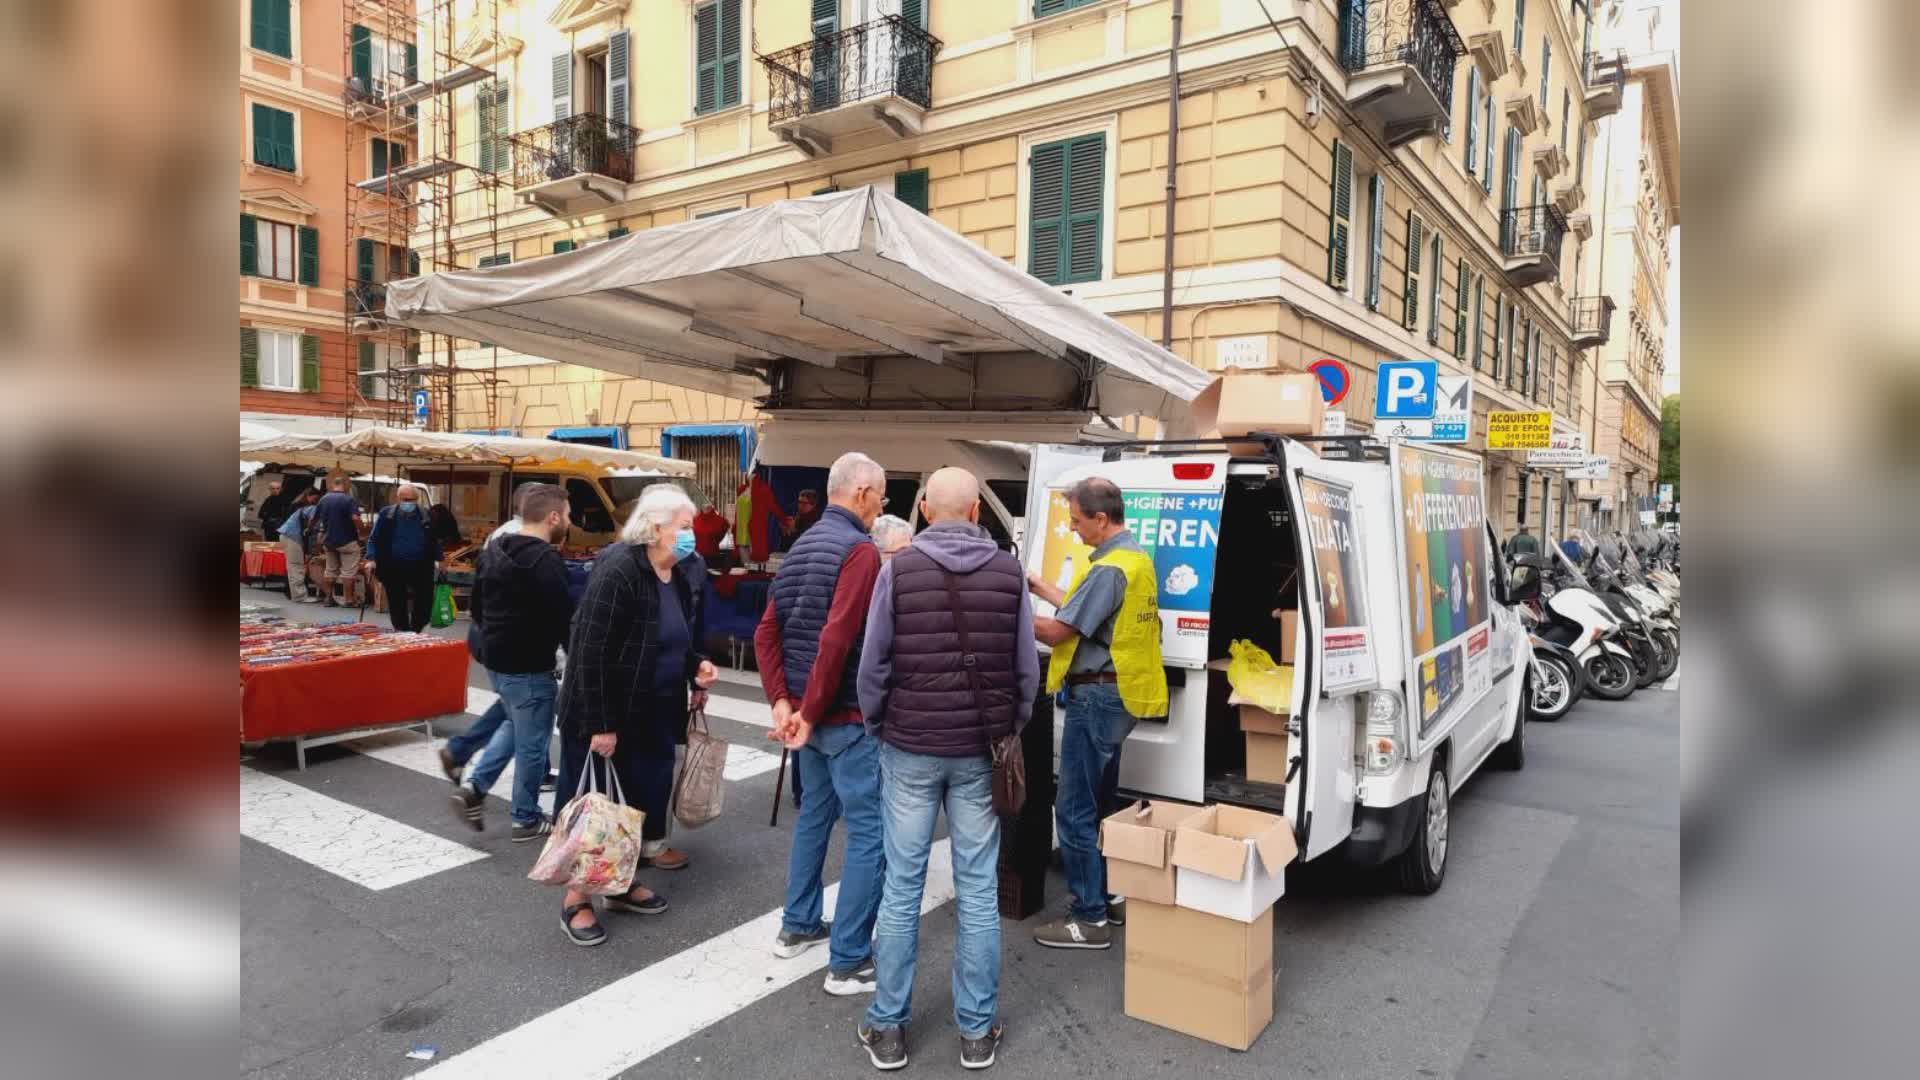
[1389,442,1496,759]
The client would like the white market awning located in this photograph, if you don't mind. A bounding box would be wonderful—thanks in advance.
[238,425,694,477]
[385,187,1211,424]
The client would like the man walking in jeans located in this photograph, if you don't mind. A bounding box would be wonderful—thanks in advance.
[853,467,1036,1071]
[756,452,889,997]
[439,484,575,841]
[1027,476,1167,950]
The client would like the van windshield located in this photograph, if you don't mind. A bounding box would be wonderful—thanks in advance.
[605,475,710,513]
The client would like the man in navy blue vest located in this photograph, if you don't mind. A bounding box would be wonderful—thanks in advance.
[755,451,889,998]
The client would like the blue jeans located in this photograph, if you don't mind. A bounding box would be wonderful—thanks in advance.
[782,721,884,973]
[1057,682,1137,922]
[866,743,1001,1038]
[448,671,555,826]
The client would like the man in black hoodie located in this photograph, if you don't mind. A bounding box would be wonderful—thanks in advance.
[440,484,576,841]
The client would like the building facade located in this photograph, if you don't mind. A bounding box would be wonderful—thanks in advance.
[240,0,418,435]
[411,0,1629,534]
[1574,0,1677,530]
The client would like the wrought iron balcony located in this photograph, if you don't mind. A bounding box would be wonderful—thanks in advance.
[1569,295,1615,346]
[1500,203,1569,287]
[1585,49,1627,118]
[510,113,640,216]
[1336,0,1466,145]
[762,15,942,157]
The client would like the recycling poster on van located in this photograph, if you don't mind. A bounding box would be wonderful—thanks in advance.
[1296,475,1378,692]
[1393,445,1492,737]
[1034,487,1223,667]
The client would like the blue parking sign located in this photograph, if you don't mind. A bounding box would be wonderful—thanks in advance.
[1374,360,1438,420]
[412,389,430,422]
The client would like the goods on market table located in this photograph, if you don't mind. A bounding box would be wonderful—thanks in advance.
[240,617,451,668]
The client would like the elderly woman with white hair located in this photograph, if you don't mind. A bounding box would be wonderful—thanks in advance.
[870,514,913,562]
[553,483,719,946]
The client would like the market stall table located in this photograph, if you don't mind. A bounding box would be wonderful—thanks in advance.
[241,542,287,586]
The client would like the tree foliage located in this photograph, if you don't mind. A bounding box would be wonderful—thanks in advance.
[1659,395,1680,494]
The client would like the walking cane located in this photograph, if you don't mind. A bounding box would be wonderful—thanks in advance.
[769,747,789,827]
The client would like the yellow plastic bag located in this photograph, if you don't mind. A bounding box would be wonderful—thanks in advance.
[1225,639,1295,713]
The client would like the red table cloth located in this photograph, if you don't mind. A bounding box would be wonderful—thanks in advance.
[240,636,468,741]
[241,545,288,579]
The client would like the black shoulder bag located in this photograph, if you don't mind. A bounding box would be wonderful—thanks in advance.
[940,569,1026,818]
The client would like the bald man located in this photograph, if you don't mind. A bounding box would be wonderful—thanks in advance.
[365,484,444,632]
[853,467,1035,1069]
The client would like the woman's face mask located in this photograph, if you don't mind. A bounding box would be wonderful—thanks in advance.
[671,527,696,559]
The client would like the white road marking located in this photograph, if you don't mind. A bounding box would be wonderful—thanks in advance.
[722,743,783,781]
[702,692,773,729]
[239,768,487,890]
[347,729,557,818]
[418,841,956,1079]
[467,685,499,715]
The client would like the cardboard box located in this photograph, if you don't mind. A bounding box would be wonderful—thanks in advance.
[1238,703,1290,736]
[1172,805,1298,922]
[1275,607,1298,664]
[1124,899,1275,1051]
[1189,371,1327,441]
[1100,800,1207,905]
[1244,731,1289,784]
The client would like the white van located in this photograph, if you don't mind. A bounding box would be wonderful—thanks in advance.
[1026,436,1541,893]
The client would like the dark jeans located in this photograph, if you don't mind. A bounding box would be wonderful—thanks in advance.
[553,691,684,845]
[1056,682,1137,923]
[378,560,435,633]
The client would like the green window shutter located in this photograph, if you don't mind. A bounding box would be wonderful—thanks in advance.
[1365,174,1385,311]
[1539,39,1550,105]
[250,104,274,166]
[694,3,719,114]
[719,0,743,109]
[252,0,291,58]
[492,85,509,173]
[1036,0,1070,18]
[240,213,258,276]
[1471,276,1485,369]
[1513,0,1525,54]
[812,0,839,36]
[298,225,319,285]
[240,327,260,388]
[901,0,927,29]
[553,239,576,253]
[476,86,495,173]
[1481,93,1495,192]
[300,334,321,392]
[478,252,511,268]
[1028,140,1067,284]
[404,42,418,83]
[271,107,296,171]
[1492,293,1505,378]
[1454,258,1470,360]
[1561,90,1571,151]
[1063,134,1105,283]
[893,168,930,214]
[1327,139,1353,289]
[551,52,572,121]
[607,226,629,239]
[1402,211,1423,330]
[1427,232,1444,345]
[1464,67,1480,176]
[407,249,420,277]
[813,185,840,195]
[350,24,372,86]
[358,340,377,398]
[356,237,375,286]
[608,30,630,129]
[372,139,388,179]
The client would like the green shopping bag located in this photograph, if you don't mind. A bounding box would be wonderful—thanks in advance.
[430,582,457,628]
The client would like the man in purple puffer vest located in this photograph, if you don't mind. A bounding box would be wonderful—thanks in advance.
[852,467,1039,1072]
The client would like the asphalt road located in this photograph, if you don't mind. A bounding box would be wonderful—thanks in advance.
[240,586,1677,1079]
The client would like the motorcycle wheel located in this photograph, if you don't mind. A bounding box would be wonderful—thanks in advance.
[1630,635,1661,689]
[1529,655,1577,721]
[1584,651,1637,700]
[1652,630,1680,682]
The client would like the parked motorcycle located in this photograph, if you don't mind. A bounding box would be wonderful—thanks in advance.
[1515,550,1638,702]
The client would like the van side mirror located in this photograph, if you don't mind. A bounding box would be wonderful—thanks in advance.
[1508,564,1542,603]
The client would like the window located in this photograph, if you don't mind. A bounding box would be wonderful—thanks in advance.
[553,239,576,253]
[1364,173,1385,311]
[1464,67,1482,178]
[694,0,743,115]
[477,82,510,174]
[251,104,296,172]
[1402,211,1424,331]
[1328,139,1354,289]
[1561,90,1571,152]
[1508,305,1524,386]
[1028,133,1105,286]
[243,328,310,392]
[1513,0,1526,57]
[1470,273,1486,368]
[1481,86,1496,192]
[358,340,416,400]
[371,137,407,179]
[251,0,292,58]
[478,252,511,267]
[1539,37,1551,105]
[1427,231,1444,345]
[356,239,409,286]
[1035,0,1103,15]
[1455,256,1471,360]
[694,207,740,219]
[351,24,415,93]
[894,168,930,214]
[1491,293,1505,379]
[580,48,609,117]
[256,219,296,282]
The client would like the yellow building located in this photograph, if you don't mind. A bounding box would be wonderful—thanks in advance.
[412,0,1628,535]
[1573,0,1677,530]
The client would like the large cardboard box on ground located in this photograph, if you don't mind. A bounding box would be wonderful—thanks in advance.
[1171,805,1298,922]
[1100,800,1206,905]
[1189,371,1327,449]
[1244,731,1289,783]
[1124,899,1275,1051]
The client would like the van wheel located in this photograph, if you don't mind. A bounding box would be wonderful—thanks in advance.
[1491,706,1527,771]
[1393,763,1449,895]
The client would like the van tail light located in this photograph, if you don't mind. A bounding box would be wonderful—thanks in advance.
[1171,462,1215,480]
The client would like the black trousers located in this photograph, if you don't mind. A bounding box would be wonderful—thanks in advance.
[555,691,686,844]
[378,560,435,633]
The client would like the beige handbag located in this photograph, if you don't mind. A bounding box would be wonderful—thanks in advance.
[671,707,728,828]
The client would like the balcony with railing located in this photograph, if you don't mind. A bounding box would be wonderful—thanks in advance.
[1584,49,1628,118]
[761,15,942,157]
[1336,0,1466,145]
[510,113,640,217]
[1569,295,1616,346]
[1500,203,1568,287]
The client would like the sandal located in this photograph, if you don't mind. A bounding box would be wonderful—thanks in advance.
[606,887,669,915]
[561,902,606,947]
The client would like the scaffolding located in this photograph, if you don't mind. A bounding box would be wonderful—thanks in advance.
[342,0,508,433]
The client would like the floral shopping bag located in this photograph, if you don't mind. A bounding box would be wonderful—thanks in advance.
[527,756,646,895]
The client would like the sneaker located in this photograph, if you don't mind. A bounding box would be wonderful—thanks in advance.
[1105,895,1126,926]
[774,922,832,959]
[960,1023,1004,1070]
[856,1022,907,1071]
[1031,917,1111,950]
[823,960,877,996]
[449,786,484,831]
[510,817,553,843]
[436,746,464,784]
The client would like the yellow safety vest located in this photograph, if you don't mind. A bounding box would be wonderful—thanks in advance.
[1046,546,1169,719]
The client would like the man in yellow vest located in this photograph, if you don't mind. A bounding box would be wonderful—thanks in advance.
[1027,476,1167,950]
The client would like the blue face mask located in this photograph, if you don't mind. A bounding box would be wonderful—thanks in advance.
[672,529,696,559]
[398,501,420,515]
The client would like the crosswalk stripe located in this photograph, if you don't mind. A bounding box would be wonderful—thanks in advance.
[721,743,783,781]
[417,840,955,1079]
[346,730,558,818]
[239,767,487,890]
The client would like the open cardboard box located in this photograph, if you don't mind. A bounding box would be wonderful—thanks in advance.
[1125,899,1275,1051]
[1189,371,1327,453]
[1101,800,1207,905]
[1172,805,1299,922]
